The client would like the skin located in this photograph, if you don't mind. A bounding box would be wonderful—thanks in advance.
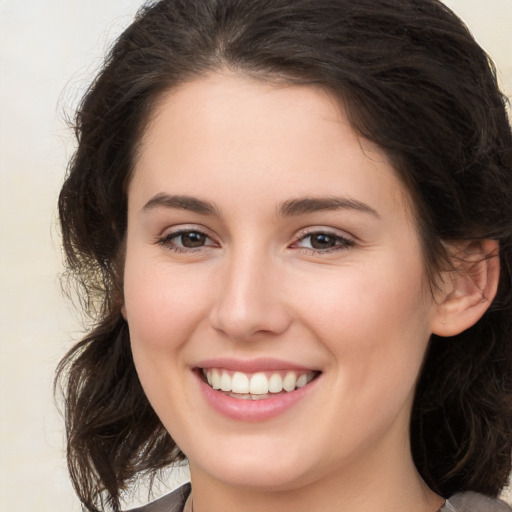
[123,72,449,512]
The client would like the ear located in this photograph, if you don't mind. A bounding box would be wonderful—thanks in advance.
[431,239,500,337]
[121,304,128,321]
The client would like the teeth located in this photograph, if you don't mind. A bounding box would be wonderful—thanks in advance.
[203,369,316,396]
[283,372,297,392]
[211,369,221,390]
[220,372,231,392]
[231,372,249,394]
[296,374,309,388]
[249,373,269,395]
[268,373,283,393]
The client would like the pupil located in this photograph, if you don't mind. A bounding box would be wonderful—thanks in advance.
[182,232,206,248]
[311,234,335,249]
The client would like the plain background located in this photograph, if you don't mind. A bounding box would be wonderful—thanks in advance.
[0,1,511,510]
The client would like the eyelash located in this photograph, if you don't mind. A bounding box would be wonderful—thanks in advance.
[156,228,355,254]
[156,228,216,253]
[292,229,355,254]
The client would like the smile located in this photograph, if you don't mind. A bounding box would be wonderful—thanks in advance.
[202,369,318,399]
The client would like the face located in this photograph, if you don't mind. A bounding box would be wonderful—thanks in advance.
[123,73,441,492]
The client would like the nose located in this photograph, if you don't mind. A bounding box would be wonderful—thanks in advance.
[209,248,292,341]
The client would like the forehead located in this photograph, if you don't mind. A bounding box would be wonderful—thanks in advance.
[131,72,413,221]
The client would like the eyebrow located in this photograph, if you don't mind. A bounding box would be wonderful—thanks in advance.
[142,193,380,219]
[278,196,381,218]
[142,193,218,215]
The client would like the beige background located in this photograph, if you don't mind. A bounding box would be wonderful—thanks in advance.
[0,1,511,510]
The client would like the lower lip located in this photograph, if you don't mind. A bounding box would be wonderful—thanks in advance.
[196,372,319,422]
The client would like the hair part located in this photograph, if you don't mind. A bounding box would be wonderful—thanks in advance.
[57,0,512,510]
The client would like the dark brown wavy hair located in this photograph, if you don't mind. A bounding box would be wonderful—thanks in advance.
[56,0,512,510]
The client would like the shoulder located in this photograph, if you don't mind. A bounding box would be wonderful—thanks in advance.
[125,483,191,512]
[441,491,511,512]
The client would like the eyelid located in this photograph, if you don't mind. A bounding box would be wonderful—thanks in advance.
[294,226,354,242]
[156,223,215,240]
[153,224,355,253]
[290,226,355,252]
[154,224,220,251]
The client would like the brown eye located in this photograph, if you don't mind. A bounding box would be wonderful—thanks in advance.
[179,231,207,248]
[309,233,338,249]
[158,229,216,252]
[294,231,354,253]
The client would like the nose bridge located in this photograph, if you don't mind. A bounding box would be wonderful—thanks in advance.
[210,242,290,340]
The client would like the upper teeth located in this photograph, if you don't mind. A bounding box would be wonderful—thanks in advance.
[203,369,315,395]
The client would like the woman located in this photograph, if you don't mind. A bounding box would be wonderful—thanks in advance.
[56,1,512,511]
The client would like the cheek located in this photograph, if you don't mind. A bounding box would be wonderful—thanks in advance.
[123,253,213,352]
[294,254,432,384]
[122,254,207,426]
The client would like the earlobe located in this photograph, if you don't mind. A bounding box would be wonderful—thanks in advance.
[121,304,128,320]
[432,239,500,337]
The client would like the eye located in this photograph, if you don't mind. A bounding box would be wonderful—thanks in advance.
[293,230,354,253]
[158,229,217,252]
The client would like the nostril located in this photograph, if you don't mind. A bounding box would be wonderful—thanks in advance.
[209,303,293,341]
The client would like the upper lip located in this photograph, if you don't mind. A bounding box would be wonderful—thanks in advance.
[195,357,319,373]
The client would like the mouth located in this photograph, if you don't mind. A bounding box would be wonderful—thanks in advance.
[199,368,320,400]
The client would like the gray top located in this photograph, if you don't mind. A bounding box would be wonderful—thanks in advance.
[442,492,511,512]
[127,483,512,512]
[127,483,191,512]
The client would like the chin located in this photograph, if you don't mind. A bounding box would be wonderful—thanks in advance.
[198,458,312,491]
[185,432,327,492]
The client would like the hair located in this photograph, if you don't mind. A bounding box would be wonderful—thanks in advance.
[56,0,512,510]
